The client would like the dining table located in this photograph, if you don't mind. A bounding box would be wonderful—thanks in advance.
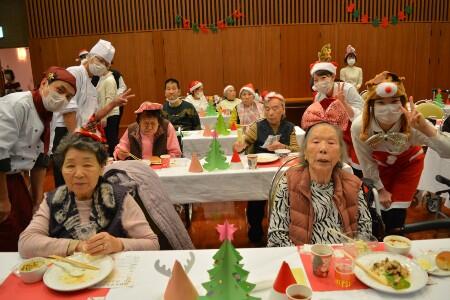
[199,115,231,129]
[181,125,306,158]
[1,238,449,300]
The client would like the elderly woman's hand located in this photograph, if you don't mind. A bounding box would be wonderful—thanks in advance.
[116,146,130,160]
[79,232,124,255]
[233,140,247,152]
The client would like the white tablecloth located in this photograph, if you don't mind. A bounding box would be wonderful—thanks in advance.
[417,148,450,207]
[182,126,306,159]
[199,115,231,129]
[181,130,238,158]
[155,156,284,204]
[1,239,449,300]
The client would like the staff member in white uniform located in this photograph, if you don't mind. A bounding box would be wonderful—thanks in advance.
[52,39,116,187]
[0,66,76,251]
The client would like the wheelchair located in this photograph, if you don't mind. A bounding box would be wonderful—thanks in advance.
[423,175,450,218]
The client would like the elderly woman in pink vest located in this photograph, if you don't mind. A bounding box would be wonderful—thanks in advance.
[114,102,181,161]
[19,128,160,258]
[267,103,372,246]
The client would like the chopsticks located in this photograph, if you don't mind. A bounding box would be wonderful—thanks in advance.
[127,152,141,161]
[48,255,99,270]
[327,228,356,243]
[342,250,388,286]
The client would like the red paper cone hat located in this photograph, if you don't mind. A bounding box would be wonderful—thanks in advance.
[164,260,198,300]
[273,261,297,293]
[203,124,212,137]
[188,153,203,173]
[231,149,241,162]
[230,122,238,131]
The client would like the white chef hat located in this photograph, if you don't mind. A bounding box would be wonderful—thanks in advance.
[90,39,115,64]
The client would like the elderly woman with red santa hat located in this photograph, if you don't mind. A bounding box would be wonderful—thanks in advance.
[0,67,77,251]
[184,80,209,113]
[351,71,450,232]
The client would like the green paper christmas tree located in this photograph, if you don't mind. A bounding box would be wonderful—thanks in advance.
[203,132,230,171]
[215,114,230,136]
[434,90,445,108]
[206,102,218,116]
[199,221,260,300]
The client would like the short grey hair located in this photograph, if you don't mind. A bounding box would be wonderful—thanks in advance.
[299,122,348,168]
[54,133,108,169]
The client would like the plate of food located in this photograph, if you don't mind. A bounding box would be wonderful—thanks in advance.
[256,153,279,164]
[415,250,450,277]
[354,252,428,294]
[43,254,114,292]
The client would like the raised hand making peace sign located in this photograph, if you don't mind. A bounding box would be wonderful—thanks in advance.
[401,96,437,137]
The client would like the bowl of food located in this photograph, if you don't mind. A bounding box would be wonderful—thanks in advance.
[14,257,48,283]
[383,235,411,256]
[274,148,291,157]
[343,232,379,258]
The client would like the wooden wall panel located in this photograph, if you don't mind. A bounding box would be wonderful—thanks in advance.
[26,0,449,38]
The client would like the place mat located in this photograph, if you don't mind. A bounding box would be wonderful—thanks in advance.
[299,243,385,292]
[0,274,109,300]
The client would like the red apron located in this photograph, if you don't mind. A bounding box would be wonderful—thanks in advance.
[372,146,424,208]
[0,174,33,251]
[318,97,360,168]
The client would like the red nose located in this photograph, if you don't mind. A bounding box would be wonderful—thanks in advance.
[385,86,392,94]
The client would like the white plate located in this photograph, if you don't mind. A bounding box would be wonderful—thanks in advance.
[43,254,114,292]
[256,153,279,164]
[415,251,450,277]
[354,252,428,294]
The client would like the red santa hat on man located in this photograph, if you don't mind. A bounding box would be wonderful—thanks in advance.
[239,83,256,97]
[309,43,338,76]
[188,80,203,94]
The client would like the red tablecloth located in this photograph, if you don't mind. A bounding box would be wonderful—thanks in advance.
[0,274,109,300]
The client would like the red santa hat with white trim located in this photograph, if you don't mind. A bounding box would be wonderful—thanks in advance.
[188,80,203,94]
[239,83,256,97]
[309,43,338,76]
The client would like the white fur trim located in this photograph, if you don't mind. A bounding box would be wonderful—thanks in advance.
[223,85,234,94]
[189,82,203,93]
[310,62,337,75]
[375,82,398,98]
[240,86,255,96]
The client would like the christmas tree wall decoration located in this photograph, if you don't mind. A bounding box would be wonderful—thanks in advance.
[199,221,260,300]
[206,102,218,116]
[215,114,230,136]
[203,132,230,171]
[434,89,445,108]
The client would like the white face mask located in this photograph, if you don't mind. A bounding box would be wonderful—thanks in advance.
[194,91,204,98]
[347,58,356,66]
[89,62,107,76]
[166,97,180,106]
[314,79,333,95]
[42,88,68,112]
[374,103,403,125]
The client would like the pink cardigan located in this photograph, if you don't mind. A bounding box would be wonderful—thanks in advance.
[18,194,159,258]
[113,122,181,160]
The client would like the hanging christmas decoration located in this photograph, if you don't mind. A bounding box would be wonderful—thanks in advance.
[217,20,226,30]
[347,3,414,29]
[192,22,199,33]
[183,18,190,29]
[175,15,182,26]
[226,16,235,26]
[391,15,399,25]
[381,17,389,29]
[200,23,208,33]
[372,17,380,27]
[209,23,218,33]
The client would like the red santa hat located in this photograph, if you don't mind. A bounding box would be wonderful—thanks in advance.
[223,85,234,95]
[78,48,89,57]
[239,83,255,96]
[188,80,203,93]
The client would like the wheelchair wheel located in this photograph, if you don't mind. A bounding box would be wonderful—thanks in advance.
[426,195,441,213]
